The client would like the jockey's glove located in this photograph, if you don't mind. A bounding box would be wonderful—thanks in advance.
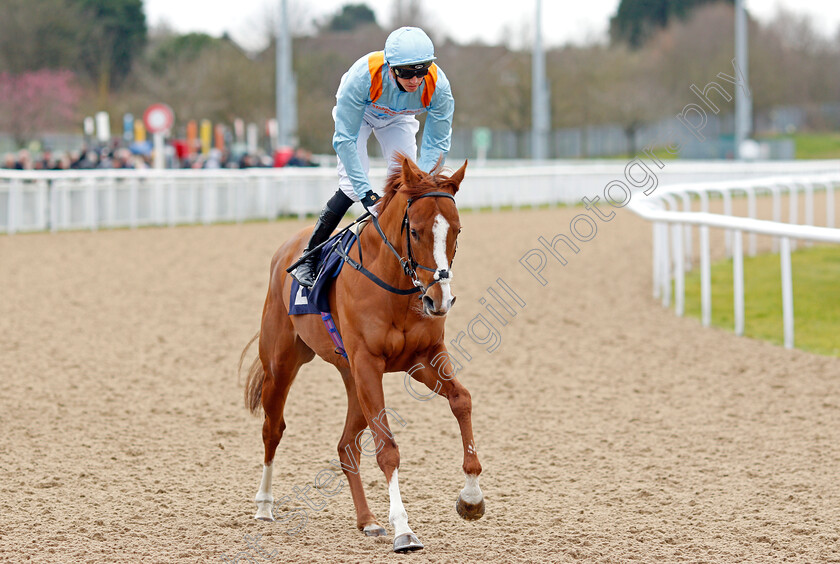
[361,191,380,211]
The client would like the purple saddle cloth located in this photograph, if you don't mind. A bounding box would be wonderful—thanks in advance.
[288,230,357,315]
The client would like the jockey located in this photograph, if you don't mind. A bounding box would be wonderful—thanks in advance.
[290,26,455,288]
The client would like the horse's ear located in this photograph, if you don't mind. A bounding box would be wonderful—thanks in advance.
[401,155,421,186]
[448,159,468,193]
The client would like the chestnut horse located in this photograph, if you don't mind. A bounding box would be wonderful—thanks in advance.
[240,156,484,553]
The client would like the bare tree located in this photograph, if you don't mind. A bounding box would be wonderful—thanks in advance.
[240,0,316,53]
[391,0,424,28]
[595,46,667,155]
[389,0,444,39]
[0,0,85,74]
[129,40,273,128]
[645,3,736,108]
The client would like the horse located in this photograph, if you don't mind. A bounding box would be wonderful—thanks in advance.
[239,155,484,553]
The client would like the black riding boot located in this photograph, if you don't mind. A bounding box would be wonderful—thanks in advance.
[290,192,352,288]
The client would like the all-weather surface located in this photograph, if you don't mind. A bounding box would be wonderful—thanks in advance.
[1,206,839,563]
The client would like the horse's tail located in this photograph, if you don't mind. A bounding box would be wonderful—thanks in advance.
[239,331,264,415]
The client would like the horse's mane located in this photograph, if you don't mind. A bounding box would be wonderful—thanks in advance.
[379,156,453,212]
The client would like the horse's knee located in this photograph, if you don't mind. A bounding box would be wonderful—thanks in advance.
[262,417,286,442]
[375,442,400,472]
[336,436,355,461]
[449,387,472,419]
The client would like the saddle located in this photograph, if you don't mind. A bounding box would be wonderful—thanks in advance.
[288,229,358,316]
[288,220,370,359]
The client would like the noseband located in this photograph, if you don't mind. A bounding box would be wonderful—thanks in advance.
[338,191,456,297]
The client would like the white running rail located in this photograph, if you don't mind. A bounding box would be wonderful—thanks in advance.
[3,161,840,350]
[628,173,840,350]
[3,160,838,234]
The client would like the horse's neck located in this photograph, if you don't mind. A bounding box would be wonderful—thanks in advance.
[359,199,408,280]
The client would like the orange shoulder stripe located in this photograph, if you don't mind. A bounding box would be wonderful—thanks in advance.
[368,51,385,103]
[421,64,439,107]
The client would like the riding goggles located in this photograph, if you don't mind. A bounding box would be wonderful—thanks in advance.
[392,61,432,79]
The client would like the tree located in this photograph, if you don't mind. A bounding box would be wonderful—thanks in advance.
[436,42,530,131]
[75,0,147,103]
[750,8,840,115]
[610,0,734,48]
[131,36,272,127]
[0,0,86,73]
[644,3,736,109]
[0,71,80,146]
[239,0,315,52]
[146,32,224,74]
[391,0,424,28]
[592,47,667,156]
[325,4,377,32]
[391,0,439,33]
[548,46,603,130]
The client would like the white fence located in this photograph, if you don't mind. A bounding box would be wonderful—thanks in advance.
[628,172,840,349]
[3,160,840,234]
[4,159,840,350]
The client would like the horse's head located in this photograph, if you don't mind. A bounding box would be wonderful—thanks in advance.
[382,156,467,318]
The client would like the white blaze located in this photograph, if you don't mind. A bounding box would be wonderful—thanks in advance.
[432,214,453,307]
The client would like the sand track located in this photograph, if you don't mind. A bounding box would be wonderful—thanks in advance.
[1,206,839,563]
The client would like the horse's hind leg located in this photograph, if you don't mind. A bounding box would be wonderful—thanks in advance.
[335,367,387,537]
[254,324,314,521]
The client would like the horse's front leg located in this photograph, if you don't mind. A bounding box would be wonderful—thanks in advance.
[408,349,485,520]
[351,352,425,553]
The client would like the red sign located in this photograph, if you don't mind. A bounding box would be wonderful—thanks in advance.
[143,103,174,134]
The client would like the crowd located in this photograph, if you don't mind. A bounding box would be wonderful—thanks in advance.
[1,145,320,171]
[2,147,150,170]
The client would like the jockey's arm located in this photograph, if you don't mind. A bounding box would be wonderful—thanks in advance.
[333,63,374,201]
[417,69,454,173]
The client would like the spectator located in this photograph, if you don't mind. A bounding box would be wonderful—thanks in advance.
[239,154,259,169]
[15,149,33,170]
[205,148,222,169]
[286,148,319,167]
[52,154,72,170]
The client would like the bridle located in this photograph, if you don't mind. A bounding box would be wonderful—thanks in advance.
[401,191,456,285]
[337,191,457,297]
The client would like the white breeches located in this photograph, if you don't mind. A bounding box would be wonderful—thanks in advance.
[334,109,420,202]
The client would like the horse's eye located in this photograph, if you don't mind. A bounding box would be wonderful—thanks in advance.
[410,228,418,239]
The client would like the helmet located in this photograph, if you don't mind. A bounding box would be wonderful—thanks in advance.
[384,27,436,67]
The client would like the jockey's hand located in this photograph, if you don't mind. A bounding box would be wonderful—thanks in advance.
[360,191,380,212]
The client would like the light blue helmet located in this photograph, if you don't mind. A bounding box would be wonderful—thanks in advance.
[384,27,436,67]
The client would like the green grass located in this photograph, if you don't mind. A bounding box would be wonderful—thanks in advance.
[792,132,840,159]
[758,132,840,159]
[679,244,840,356]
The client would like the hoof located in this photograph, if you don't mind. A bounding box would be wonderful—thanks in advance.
[363,524,387,537]
[254,515,275,522]
[254,501,275,522]
[455,495,485,521]
[393,533,424,553]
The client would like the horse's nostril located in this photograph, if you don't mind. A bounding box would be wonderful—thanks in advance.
[422,295,435,311]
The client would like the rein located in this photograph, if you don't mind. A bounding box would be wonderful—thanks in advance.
[286,212,371,273]
[338,191,456,298]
